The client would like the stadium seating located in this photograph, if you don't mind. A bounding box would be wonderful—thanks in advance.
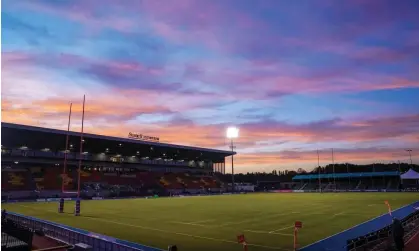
[41,168,75,191]
[1,170,33,191]
[136,172,161,188]
[2,166,224,198]
[159,173,184,189]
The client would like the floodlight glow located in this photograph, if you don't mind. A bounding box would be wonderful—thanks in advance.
[226,127,239,139]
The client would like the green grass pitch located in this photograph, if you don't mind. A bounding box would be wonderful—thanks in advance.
[3,193,418,251]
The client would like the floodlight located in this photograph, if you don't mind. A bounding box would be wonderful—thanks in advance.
[226,127,239,193]
[226,127,239,139]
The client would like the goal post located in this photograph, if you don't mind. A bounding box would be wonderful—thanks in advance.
[59,95,86,217]
[59,102,72,214]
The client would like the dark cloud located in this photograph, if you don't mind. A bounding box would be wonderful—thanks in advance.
[239,114,419,143]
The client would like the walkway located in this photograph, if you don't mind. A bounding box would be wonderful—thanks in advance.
[404,230,419,251]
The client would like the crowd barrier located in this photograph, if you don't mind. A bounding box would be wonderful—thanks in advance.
[6,212,164,251]
[300,201,419,251]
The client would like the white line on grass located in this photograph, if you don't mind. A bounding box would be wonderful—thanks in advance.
[189,219,216,224]
[93,218,292,250]
[269,225,294,233]
[244,229,293,236]
[218,211,297,227]
[170,221,213,227]
[332,212,345,217]
[14,205,291,251]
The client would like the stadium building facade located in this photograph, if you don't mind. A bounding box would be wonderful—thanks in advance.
[1,122,235,199]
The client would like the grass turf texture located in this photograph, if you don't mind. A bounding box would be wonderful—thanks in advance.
[3,193,418,251]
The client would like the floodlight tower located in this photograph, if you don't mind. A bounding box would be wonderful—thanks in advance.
[227,127,239,193]
[317,150,321,192]
[406,149,413,166]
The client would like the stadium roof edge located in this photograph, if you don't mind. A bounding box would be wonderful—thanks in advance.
[1,122,235,156]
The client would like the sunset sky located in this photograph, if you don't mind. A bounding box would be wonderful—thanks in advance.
[2,0,418,173]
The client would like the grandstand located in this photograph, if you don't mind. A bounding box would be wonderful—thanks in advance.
[292,172,402,192]
[1,122,233,200]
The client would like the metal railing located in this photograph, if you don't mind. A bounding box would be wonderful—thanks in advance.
[6,212,163,251]
[1,219,33,251]
[346,210,419,251]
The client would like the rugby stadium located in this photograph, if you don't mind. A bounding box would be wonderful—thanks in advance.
[2,122,419,251]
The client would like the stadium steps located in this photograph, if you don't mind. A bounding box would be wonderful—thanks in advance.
[298,183,308,190]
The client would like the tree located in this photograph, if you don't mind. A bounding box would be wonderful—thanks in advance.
[297,168,306,174]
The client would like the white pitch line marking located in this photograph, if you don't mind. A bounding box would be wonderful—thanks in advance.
[170,221,212,227]
[269,225,294,233]
[190,219,215,224]
[14,205,292,251]
[218,212,295,227]
[333,212,345,217]
[244,229,293,237]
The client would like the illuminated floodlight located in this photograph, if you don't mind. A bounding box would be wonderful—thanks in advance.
[226,127,239,139]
